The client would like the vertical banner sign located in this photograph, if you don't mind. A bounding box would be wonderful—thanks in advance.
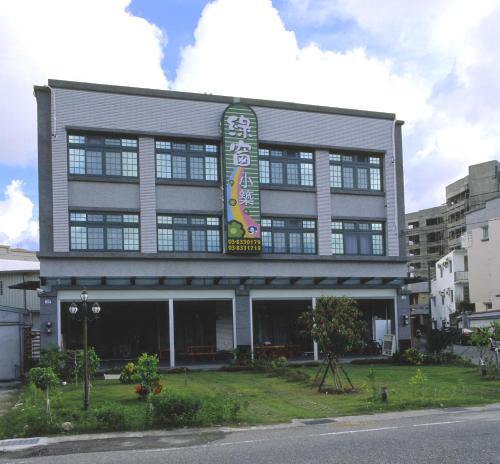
[222,104,262,253]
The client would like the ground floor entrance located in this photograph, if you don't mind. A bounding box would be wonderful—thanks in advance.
[53,288,405,367]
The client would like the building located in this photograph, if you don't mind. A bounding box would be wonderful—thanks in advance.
[406,206,446,280]
[406,161,500,281]
[0,246,40,380]
[34,79,411,366]
[430,249,468,329]
[460,196,500,328]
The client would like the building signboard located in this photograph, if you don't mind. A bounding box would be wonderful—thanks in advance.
[222,104,262,253]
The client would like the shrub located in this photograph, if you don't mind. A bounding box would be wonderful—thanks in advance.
[119,362,136,384]
[402,348,423,365]
[425,329,457,354]
[199,395,241,424]
[151,393,202,427]
[39,349,68,379]
[76,348,101,382]
[94,404,127,431]
[134,353,162,400]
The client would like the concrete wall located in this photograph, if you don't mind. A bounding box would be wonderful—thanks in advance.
[468,217,500,312]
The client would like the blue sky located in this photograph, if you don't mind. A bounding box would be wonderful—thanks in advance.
[1,0,500,250]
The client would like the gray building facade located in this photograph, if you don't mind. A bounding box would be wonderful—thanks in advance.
[34,80,410,364]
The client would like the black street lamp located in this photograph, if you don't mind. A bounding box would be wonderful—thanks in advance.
[68,290,101,411]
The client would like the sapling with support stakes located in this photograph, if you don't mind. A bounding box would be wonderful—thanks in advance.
[301,296,368,393]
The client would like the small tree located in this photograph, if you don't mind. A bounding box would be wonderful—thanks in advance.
[471,327,492,360]
[28,367,59,414]
[133,353,162,401]
[301,296,367,392]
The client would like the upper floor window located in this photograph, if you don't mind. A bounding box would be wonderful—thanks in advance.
[70,212,140,251]
[329,153,382,191]
[68,134,138,178]
[331,220,384,255]
[259,148,314,187]
[262,218,316,254]
[155,141,219,182]
[157,215,221,253]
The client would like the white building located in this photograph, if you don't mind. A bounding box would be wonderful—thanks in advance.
[461,196,500,328]
[430,249,468,328]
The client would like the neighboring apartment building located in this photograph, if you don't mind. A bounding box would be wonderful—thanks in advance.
[460,196,500,328]
[34,79,411,365]
[406,205,446,280]
[406,161,500,280]
[0,246,40,380]
[430,249,468,329]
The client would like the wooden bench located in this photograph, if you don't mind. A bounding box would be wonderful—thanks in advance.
[186,345,217,363]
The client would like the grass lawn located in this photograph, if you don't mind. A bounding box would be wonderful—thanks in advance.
[2,364,499,438]
[53,365,500,425]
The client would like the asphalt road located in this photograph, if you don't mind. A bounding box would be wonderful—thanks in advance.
[3,404,500,464]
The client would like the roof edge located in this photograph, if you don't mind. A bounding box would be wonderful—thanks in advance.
[45,79,397,121]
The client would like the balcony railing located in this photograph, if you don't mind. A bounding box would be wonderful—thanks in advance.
[454,271,468,283]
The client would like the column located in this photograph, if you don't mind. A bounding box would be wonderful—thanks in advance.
[169,299,175,368]
[138,137,157,253]
[315,150,332,255]
[234,290,253,356]
[312,297,319,361]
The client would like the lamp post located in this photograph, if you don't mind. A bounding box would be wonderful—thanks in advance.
[68,290,101,411]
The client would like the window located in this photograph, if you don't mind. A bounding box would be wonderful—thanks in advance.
[69,212,140,251]
[329,153,382,191]
[68,134,138,178]
[482,225,489,240]
[258,148,314,187]
[331,221,384,255]
[0,280,3,296]
[261,218,316,254]
[426,217,443,226]
[449,261,453,273]
[450,289,454,302]
[157,215,221,253]
[156,141,219,182]
[427,231,443,242]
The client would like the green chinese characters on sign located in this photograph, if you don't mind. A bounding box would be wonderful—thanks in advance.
[222,104,262,253]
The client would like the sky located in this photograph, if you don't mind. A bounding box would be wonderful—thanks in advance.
[1,0,500,250]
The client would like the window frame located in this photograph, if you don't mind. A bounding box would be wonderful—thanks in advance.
[69,211,140,252]
[67,134,139,179]
[331,220,385,256]
[156,214,222,253]
[261,217,317,255]
[258,147,315,188]
[329,152,383,192]
[155,139,220,184]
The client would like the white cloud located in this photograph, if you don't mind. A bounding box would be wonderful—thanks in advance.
[0,180,39,250]
[0,0,168,166]
[173,0,433,129]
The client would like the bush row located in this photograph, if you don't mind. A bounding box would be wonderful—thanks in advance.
[0,388,243,439]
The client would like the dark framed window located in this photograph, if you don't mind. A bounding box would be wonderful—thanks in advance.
[261,218,316,254]
[69,212,140,251]
[331,220,384,255]
[157,215,221,253]
[329,153,382,191]
[68,134,138,178]
[259,148,314,187]
[155,141,219,182]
